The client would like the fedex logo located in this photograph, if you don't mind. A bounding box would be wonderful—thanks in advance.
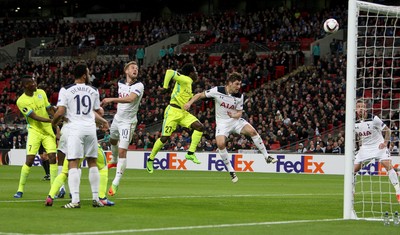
[208,154,254,172]
[358,162,399,175]
[143,153,187,170]
[276,155,325,173]
[32,155,42,166]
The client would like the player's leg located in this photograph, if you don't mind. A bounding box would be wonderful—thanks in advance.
[56,125,69,198]
[381,159,400,202]
[108,123,135,196]
[239,121,277,164]
[215,132,238,183]
[108,120,119,168]
[45,158,68,206]
[14,131,41,198]
[147,107,178,173]
[84,134,103,207]
[182,112,204,164]
[42,134,58,185]
[62,134,83,208]
[96,146,114,205]
[55,150,66,199]
[39,145,50,181]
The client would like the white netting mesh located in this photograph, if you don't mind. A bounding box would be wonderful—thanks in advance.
[354,1,400,220]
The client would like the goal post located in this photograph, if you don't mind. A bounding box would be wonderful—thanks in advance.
[345,0,400,220]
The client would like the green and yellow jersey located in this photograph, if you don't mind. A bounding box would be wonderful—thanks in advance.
[16,89,54,136]
[163,70,193,108]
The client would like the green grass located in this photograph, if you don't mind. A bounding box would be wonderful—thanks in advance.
[0,165,398,235]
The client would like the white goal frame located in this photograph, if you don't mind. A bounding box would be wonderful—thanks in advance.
[345,0,400,220]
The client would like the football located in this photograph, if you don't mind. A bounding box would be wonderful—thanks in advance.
[323,18,339,33]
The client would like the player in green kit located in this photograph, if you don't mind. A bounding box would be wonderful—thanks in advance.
[14,75,58,198]
[146,63,204,173]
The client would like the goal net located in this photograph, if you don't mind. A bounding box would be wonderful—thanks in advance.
[345,0,400,220]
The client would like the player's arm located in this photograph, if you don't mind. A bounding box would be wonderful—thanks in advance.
[162,69,176,89]
[183,91,206,111]
[101,92,138,106]
[381,125,391,149]
[52,106,66,127]
[46,105,57,117]
[28,112,52,123]
[227,110,243,119]
[94,107,109,131]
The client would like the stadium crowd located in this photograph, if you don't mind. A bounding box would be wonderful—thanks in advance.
[0,4,359,154]
[0,50,350,154]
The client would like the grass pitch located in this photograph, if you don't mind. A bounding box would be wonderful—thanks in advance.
[0,165,398,235]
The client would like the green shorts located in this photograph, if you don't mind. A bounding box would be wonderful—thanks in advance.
[161,105,199,136]
[26,129,57,155]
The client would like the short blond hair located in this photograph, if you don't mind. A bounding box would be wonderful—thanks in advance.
[124,61,137,71]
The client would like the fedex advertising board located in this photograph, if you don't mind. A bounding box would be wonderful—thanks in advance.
[7,149,399,175]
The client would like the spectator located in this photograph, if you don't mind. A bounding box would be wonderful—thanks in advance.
[332,141,341,154]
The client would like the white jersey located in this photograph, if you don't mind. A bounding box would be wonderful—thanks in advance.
[57,83,100,130]
[114,79,144,123]
[355,114,386,147]
[205,86,244,124]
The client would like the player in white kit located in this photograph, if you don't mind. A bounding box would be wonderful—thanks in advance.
[184,72,277,183]
[52,63,104,208]
[354,100,400,202]
[100,61,144,196]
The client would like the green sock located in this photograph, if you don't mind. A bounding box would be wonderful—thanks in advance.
[50,164,58,186]
[17,164,31,192]
[149,138,164,160]
[49,173,67,198]
[99,167,108,199]
[188,130,203,153]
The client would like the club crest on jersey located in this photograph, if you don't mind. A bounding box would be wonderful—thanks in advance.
[38,94,43,99]
[220,102,234,109]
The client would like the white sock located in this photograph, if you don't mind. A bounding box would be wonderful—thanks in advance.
[57,165,63,175]
[251,135,269,157]
[218,148,234,172]
[112,158,126,186]
[388,169,400,194]
[68,168,80,204]
[111,145,119,163]
[58,165,65,191]
[89,167,100,200]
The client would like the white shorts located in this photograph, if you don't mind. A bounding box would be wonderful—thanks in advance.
[354,145,391,164]
[66,128,98,160]
[58,123,70,154]
[215,118,249,137]
[109,118,137,149]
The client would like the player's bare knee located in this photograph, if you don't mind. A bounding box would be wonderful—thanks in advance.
[110,138,118,145]
[192,122,204,132]
[160,136,169,143]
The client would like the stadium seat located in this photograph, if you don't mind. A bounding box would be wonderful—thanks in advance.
[270,143,281,150]
[363,89,372,98]
[275,66,285,78]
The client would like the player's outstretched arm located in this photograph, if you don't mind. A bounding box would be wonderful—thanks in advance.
[101,92,138,106]
[184,92,206,111]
